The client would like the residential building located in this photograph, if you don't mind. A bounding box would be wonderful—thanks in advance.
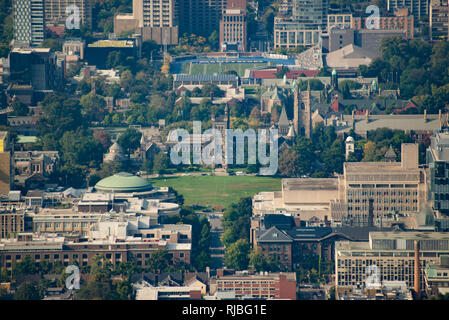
[427,130,449,216]
[292,0,328,30]
[177,0,226,37]
[131,0,178,44]
[219,1,247,52]
[429,0,449,40]
[387,0,429,23]
[209,271,297,300]
[13,0,44,47]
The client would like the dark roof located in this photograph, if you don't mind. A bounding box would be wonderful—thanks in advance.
[159,272,183,286]
[130,272,158,285]
[286,227,334,240]
[257,226,293,243]
[263,214,296,231]
[184,272,209,286]
[130,272,183,286]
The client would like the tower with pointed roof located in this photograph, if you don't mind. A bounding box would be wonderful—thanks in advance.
[384,145,397,162]
[278,106,290,136]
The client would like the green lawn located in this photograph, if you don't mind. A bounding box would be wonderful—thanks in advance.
[149,175,281,208]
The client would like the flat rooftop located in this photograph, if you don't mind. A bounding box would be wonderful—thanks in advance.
[282,178,339,191]
[88,40,134,48]
[370,231,449,241]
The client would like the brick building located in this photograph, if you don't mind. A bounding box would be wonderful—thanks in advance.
[210,271,297,300]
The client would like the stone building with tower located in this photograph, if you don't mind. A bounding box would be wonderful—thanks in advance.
[293,81,312,138]
[211,103,230,170]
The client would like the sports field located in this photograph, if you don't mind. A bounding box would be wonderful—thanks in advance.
[149,175,281,208]
[181,62,267,77]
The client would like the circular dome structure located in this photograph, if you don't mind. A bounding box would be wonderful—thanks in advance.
[95,172,153,193]
[345,136,354,143]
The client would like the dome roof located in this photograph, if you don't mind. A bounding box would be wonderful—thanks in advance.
[345,136,354,143]
[95,172,153,193]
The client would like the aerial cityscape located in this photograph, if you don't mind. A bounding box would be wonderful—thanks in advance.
[0,0,449,306]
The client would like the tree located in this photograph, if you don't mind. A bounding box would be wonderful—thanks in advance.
[38,94,84,140]
[221,197,252,247]
[80,93,106,122]
[208,30,219,50]
[14,282,42,300]
[93,130,112,152]
[13,256,37,275]
[146,250,173,273]
[249,248,280,272]
[278,137,315,177]
[117,128,142,158]
[152,151,169,174]
[224,239,250,270]
[11,100,29,116]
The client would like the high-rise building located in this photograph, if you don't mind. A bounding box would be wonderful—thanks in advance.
[292,0,328,30]
[13,0,44,47]
[427,130,449,216]
[114,0,178,45]
[429,0,449,40]
[219,0,247,52]
[177,0,226,37]
[387,0,429,24]
[43,0,93,28]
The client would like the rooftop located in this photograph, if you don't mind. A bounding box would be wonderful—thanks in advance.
[88,40,134,48]
[95,172,153,193]
[283,178,339,191]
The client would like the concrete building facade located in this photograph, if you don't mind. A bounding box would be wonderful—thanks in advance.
[335,231,449,293]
